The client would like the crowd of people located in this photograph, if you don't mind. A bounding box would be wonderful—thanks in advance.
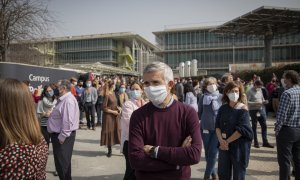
[0,61,299,180]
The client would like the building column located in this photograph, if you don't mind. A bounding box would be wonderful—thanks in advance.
[264,33,273,68]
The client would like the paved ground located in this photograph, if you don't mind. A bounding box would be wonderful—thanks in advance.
[46,115,281,180]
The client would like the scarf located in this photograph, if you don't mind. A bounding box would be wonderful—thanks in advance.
[203,91,221,114]
[42,97,57,109]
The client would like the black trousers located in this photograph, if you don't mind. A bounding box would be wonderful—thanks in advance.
[123,140,136,180]
[249,109,268,144]
[51,131,76,180]
[96,103,103,124]
[41,126,50,146]
[276,126,300,180]
[84,102,96,128]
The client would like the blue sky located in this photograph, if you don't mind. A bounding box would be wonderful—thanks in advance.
[48,0,300,43]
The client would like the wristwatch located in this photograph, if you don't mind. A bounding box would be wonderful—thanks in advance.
[149,146,156,158]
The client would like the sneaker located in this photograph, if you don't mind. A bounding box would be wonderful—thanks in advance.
[262,142,274,148]
[79,121,84,125]
[53,171,58,176]
[92,127,96,130]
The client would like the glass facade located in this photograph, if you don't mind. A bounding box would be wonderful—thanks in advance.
[55,38,118,65]
[7,33,156,74]
[155,29,300,74]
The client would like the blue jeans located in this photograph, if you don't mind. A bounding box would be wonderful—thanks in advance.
[201,129,219,177]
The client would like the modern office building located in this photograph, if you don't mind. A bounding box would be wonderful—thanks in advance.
[153,7,300,76]
[8,6,300,76]
[7,32,157,75]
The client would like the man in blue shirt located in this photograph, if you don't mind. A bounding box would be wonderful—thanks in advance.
[275,70,300,180]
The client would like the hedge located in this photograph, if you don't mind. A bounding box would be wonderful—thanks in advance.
[233,63,300,84]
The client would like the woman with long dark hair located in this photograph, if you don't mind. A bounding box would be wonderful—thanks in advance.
[37,85,57,146]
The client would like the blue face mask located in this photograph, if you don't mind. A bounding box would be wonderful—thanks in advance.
[119,87,126,93]
[46,91,54,97]
[131,90,141,99]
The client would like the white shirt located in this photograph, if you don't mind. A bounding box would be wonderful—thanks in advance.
[184,92,198,112]
[120,98,145,152]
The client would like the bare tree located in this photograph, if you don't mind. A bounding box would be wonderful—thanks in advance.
[0,0,54,62]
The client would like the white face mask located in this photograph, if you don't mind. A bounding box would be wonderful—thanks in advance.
[281,78,286,88]
[207,84,217,93]
[227,92,239,102]
[144,85,168,106]
[131,90,142,99]
[73,82,77,86]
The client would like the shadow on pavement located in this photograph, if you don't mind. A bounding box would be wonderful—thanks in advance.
[76,139,100,144]
[73,174,124,180]
[196,168,205,173]
[250,148,277,154]
[72,149,124,158]
[249,155,277,162]
[246,169,279,176]
[265,133,276,138]
[72,150,107,157]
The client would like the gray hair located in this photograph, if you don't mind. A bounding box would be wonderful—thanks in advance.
[143,61,173,83]
[58,79,71,91]
[221,73,232,83]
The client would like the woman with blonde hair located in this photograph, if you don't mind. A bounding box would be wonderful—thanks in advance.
[198,77,222,180]
[0,79,48,179]
[100,80,121,157]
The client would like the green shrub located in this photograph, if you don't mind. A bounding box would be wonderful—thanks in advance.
[234,63,300,84]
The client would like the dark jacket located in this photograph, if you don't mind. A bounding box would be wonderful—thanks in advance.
[215,104,253,168]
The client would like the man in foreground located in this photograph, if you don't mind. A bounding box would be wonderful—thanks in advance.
[48,79,79,180]
[128,62,202,180]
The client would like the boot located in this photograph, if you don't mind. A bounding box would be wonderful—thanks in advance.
[262,141,274,148]
[212,174,219,180]
[254,139,260,148]
[107,146,112,157]
[203,176,210,180]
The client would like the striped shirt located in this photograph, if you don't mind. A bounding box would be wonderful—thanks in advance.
[275,85,300,134]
